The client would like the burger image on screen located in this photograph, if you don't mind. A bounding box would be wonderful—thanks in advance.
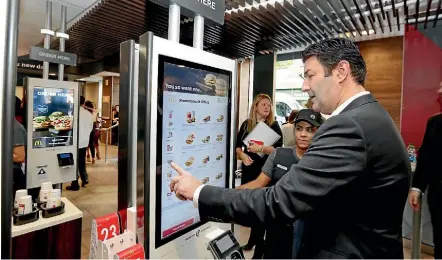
[186,112,196,123]
[202,177,210,184]
[185,133,196,144]
[202,156,210,164]
[185,157,195,167]
[48,111,64,121]
[216,154,223,161]
[53,115,73,131]
[216,173,223,180]
[217,115,224,122]
[202,136,211,144]
[204,74,217,88]
[202,115,211,123]
[216,134,223,142]
[215,78,227,96]
[33,116,50,129]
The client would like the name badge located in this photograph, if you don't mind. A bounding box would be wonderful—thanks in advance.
[277,164,287,170]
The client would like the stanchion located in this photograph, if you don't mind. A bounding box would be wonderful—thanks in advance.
[411,193,422,259]
[105,130,109,162]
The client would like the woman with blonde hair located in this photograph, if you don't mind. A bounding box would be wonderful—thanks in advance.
[235,93,283,258]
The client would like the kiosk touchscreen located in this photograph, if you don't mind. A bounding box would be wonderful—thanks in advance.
[140,34,240,259]
[157,56,231,243]
[25,78,79,188]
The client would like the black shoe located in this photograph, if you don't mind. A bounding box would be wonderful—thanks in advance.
[242,244,254,251]
[66,185,80,191]
[81,180,89,187]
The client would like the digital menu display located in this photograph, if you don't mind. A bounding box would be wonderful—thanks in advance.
[156,55,231,246]
[32,87,75,148]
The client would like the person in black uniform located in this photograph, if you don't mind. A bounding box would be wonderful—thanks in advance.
[409,82,442,259]
[236,93,283,258]
[237,109,323,259]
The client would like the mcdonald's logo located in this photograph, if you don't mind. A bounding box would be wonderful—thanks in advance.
[34,139,42,146]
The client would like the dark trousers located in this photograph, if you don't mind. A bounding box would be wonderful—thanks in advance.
[263,225,294,259]
[428,185,442,259]
[71,147,88,187]
[292,220,305,258]
[247,226,265,259]
[88,138,95,159]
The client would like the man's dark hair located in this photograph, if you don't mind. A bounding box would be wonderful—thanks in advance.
[80,96,85,105]
[302,38,367,86]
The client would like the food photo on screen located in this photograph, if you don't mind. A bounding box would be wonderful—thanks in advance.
[32,87,74,148]
[163,62,229,97]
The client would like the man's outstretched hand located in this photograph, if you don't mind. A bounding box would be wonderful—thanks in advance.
[169,162,202,201]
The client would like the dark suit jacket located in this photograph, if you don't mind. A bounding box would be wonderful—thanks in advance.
[412,113,442,192]
[198,94,411,258]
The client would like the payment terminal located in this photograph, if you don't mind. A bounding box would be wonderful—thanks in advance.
[207,230,244,259]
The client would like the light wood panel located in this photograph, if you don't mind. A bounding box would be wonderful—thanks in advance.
[357,37,404,128]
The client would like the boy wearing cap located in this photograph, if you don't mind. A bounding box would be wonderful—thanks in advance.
[237,109,323,259]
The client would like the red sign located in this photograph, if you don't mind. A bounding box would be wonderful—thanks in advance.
[115,243,145,259]
[162,218,194,237]
[248,140,263,146]
[118,209,128,231]
[94,212,121,241]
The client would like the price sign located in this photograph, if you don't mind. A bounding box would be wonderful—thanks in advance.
[114,243,145,259]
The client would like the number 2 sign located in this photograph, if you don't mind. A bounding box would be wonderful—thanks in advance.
[90,213,122,259]
[95,213,121,241]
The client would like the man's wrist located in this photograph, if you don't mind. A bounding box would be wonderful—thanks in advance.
[193,184,206,208]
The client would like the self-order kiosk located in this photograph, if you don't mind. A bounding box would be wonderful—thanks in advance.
[121,32,244,259]
[24,78,78,188]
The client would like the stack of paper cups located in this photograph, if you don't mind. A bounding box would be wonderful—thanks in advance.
[47,189,61,208]
[39,182,53,202]
[14,189,28,209]
[17,195,33,215]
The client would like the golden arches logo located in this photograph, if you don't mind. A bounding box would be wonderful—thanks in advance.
[34,139,42,146]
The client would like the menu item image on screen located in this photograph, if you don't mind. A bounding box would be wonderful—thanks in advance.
[32,87,74,148]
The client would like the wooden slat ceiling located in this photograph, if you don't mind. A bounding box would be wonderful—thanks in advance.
[49,0,442,61]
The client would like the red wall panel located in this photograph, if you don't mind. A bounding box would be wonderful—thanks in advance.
[401,24,442,148]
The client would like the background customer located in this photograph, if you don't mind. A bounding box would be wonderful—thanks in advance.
[66,96,93,191]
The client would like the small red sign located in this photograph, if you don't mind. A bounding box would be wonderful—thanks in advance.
[94,212,121,241]
[162,218,194,237]
[115,243,145,259]
[137,206,144,228]
[249,139,264,146]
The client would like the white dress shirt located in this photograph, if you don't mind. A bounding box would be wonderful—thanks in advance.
[78,106,94,148]
[192,91,371,208]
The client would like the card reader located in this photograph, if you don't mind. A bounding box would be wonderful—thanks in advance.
[207,230,244,259]
[57,153,74,168]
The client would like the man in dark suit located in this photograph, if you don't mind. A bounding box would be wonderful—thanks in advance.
[170,38,411,258]
[409,81,442,259]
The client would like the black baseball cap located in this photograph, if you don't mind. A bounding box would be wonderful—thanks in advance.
[294,109,323,127]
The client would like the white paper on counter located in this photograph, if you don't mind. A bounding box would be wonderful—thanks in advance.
[243,121,281,157]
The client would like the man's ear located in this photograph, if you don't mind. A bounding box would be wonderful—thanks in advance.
[336,60,351,83]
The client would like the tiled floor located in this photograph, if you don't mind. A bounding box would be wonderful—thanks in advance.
[63,144,434,260]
